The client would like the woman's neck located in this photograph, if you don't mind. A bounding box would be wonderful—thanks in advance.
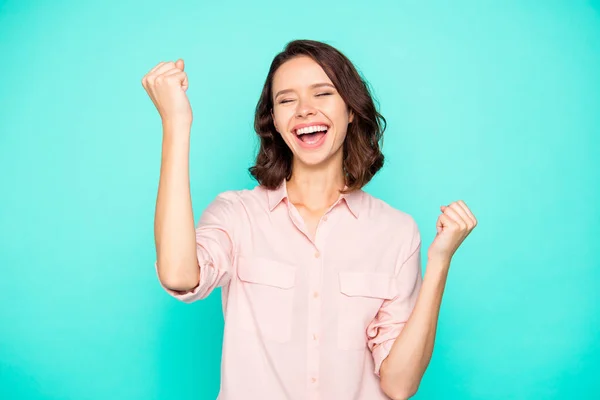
[287,158,345,213]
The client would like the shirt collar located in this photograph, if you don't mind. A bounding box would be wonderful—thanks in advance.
[267,180,289,211]
[340,189,362,218]
[267,179,362,218]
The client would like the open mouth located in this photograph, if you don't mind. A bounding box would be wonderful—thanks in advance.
[294,125,329,145]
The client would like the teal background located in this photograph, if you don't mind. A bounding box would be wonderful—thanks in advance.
[1,0,599,399]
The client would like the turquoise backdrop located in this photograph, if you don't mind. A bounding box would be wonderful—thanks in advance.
[1,0,599,399]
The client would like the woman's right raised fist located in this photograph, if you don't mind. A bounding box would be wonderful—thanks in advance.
[141,59,192,126]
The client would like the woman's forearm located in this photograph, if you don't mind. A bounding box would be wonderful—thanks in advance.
[380,257,451,399]
[154,121,199,291]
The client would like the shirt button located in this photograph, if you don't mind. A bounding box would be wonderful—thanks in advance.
[314,251,321,258]
[313,333,318,340]
[322,216,328,222]
[311,377,317,383]
[313,291,319,298]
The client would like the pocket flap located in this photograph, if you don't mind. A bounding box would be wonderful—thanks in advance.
[237,256,296,289]
[338,271,396,299]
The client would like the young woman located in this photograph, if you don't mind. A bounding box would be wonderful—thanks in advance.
[143,40,477,400]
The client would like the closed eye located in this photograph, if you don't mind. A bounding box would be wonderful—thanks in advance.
[278,92,333,104]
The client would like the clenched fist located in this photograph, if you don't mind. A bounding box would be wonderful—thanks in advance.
[141,59,192,126]
[427,200,477,263]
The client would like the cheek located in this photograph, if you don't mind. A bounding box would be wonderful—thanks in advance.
[273,109,293,132]
[335,130,348,145]
[329,100,350,121]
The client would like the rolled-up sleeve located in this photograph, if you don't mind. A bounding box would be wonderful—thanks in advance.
[155,192,237,303]
[367,219,423,376]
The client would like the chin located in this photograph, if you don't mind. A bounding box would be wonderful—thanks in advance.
[294,154,329,167]
[292,144,343,169]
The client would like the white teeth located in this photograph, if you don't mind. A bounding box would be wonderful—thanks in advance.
[296,125,328,135]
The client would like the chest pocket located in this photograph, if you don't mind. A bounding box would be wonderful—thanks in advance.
[236,256,297,343]
[337,271,396,350]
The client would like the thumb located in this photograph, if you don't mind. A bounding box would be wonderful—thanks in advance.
[436,210,450,234]
[175,58,185,71]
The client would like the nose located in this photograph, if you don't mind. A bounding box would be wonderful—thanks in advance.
[295,96,317,118]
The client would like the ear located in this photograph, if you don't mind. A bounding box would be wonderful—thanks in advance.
[348,109,355,124]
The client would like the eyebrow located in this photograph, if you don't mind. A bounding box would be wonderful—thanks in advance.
[274,82,336,99]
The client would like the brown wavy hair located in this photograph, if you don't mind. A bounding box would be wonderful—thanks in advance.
[249,39,386,193]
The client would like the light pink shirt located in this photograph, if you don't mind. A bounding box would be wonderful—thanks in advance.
[156,180,423,400]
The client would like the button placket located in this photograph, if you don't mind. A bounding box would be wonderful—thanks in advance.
[307,240,323,396]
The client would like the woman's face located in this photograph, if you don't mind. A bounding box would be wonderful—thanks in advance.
[271,56,354,169]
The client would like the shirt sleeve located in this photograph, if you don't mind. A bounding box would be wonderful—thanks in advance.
[367,218,423,376]
[155,192,237,303]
